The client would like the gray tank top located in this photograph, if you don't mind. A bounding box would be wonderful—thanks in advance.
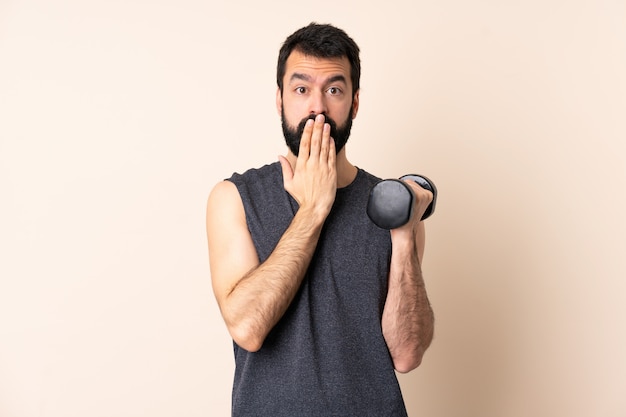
[228,162,408,417]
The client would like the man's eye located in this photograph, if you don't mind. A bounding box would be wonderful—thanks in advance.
[328,87,341,95]
[296,87,307,94]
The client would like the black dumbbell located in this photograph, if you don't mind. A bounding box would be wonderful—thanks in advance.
[366,174,437,229]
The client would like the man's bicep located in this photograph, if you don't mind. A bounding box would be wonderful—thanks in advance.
[206,180,259,306]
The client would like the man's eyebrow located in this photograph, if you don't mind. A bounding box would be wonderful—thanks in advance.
[326,75,347,85]
[289,73,312,83]
[288,73,348,85]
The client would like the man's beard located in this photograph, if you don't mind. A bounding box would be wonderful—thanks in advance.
[281,106,353,156]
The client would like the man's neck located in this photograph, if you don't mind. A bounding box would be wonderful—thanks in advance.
[335,153,358,188]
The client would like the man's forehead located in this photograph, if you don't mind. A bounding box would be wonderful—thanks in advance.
[285,51,351,82]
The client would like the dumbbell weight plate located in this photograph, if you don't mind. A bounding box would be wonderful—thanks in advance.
[366,179,414,230]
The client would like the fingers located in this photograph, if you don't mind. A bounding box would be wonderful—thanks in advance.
[298,118,313,158]
[403,181,433,221]
[309,114,326,158]
[299,114,332,161]
[319,123,331,159]
[326,135,336,168]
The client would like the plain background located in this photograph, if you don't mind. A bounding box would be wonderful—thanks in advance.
[1,0,625,416]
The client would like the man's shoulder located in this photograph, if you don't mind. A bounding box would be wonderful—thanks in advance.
[355,166,383,187]
[230,161,281,182]
[228,161,285,201]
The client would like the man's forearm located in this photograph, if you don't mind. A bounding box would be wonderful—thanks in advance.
[223,207,324,352]
[382,233,434,373]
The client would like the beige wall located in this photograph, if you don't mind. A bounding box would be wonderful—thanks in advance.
[1,0,625,416]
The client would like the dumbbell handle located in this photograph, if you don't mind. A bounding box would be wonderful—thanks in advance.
[366,174,437,230]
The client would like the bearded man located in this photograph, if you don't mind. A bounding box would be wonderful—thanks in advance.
[206,22,435,417]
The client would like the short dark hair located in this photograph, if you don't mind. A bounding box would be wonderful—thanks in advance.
[276,23,361,96]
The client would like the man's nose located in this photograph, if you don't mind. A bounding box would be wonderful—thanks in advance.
[308,91,327,115]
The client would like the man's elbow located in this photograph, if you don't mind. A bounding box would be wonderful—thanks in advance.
[390,327,434,373]
[229,322,265,353]
[393,351,424,374]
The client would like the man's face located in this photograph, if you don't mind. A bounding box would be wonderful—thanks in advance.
[277,50,359,156]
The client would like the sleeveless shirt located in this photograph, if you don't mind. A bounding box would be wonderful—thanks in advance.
[227,162,408,417]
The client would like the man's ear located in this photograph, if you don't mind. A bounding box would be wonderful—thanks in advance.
[351,89,360,119]
[276,88,282,117]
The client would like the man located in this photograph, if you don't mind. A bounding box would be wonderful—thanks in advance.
[206,23,434,416]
